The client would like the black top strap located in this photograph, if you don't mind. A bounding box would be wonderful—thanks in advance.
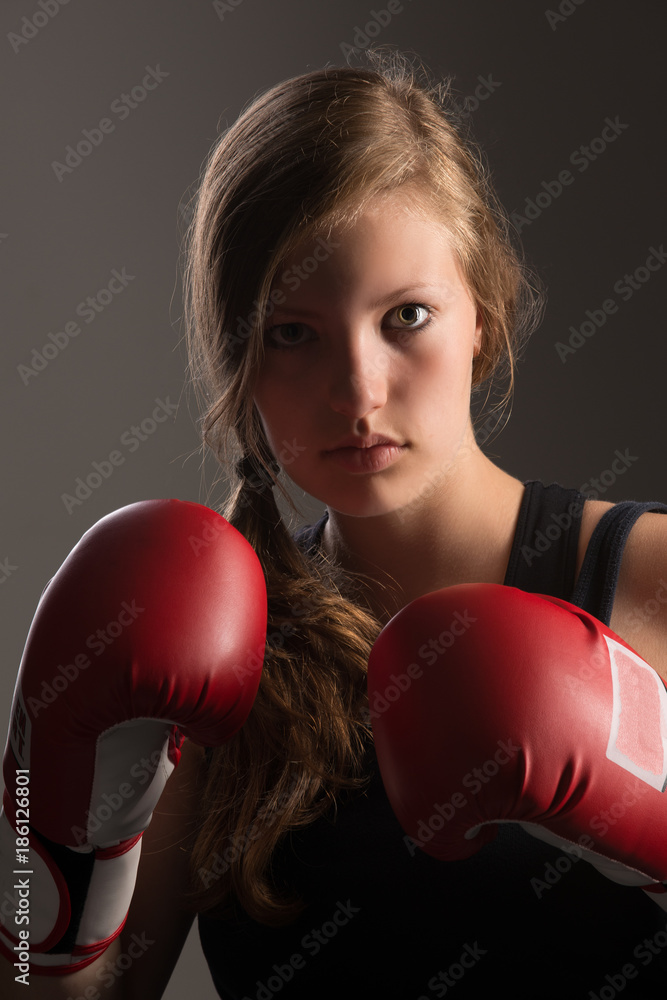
[502,480,586,602]
[571,499,667,625]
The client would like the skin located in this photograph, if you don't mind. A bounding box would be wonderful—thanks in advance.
[253,186,667,675]
[253,186,527,623]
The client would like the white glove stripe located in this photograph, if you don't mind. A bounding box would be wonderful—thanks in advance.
[605,634,667,791]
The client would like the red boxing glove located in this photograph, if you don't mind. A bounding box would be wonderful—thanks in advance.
[368,583,667,907]
[0,499,267,975]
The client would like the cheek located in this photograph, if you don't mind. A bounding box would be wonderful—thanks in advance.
[253,379,308,459]
[411,334,474,406]
[253,396,282,453]
[253,375,278,438]
[402,342,475,446]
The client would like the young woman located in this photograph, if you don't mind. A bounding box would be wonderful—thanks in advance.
[2,49,667,999]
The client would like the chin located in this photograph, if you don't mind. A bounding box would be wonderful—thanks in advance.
[287,461,436,520]
[316,480,421,521]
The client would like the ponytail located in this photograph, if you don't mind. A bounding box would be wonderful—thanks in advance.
[188,455,380,924]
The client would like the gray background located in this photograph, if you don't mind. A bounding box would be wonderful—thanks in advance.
[1,0,665,994]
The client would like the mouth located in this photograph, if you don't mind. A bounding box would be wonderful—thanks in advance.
[323,434,407,474]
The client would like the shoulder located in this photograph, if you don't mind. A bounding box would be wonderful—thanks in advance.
[119,738,206,997]
[578,499,667,682]
[576,498,616,568]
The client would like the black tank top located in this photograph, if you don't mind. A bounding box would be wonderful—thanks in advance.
[198,480,667,999]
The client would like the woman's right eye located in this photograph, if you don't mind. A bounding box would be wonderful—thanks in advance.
[264,323,314,350]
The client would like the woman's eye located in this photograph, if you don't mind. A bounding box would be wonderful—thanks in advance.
[265,323,313,349]
[265,304,432,348]
[386,303,432,331]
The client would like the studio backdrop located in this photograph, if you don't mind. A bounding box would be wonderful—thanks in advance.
[1,1,665,995]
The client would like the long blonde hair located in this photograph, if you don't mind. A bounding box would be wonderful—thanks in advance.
[182,47,541,924]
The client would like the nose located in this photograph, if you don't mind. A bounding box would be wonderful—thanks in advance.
[327,334,389,419]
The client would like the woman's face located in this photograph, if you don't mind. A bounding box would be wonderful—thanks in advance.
[252,187,482,518]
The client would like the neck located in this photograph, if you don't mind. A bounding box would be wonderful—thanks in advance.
[321,445,525,625]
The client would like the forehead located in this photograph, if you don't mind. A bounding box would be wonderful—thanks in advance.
[269,194,466,314]
[286,188,453,266]
[278,185,451,264]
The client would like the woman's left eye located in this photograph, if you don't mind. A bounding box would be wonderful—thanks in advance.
[385,303,433,332]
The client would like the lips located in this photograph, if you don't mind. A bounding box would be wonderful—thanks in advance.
[324,433,402,452]
[323,433,406,474]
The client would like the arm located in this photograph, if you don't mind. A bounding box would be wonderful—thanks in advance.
[0,737,204,999]
[607,511,667,683]
[108,738,206,1000]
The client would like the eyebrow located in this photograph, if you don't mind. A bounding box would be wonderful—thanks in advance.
[270,284,441,318]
